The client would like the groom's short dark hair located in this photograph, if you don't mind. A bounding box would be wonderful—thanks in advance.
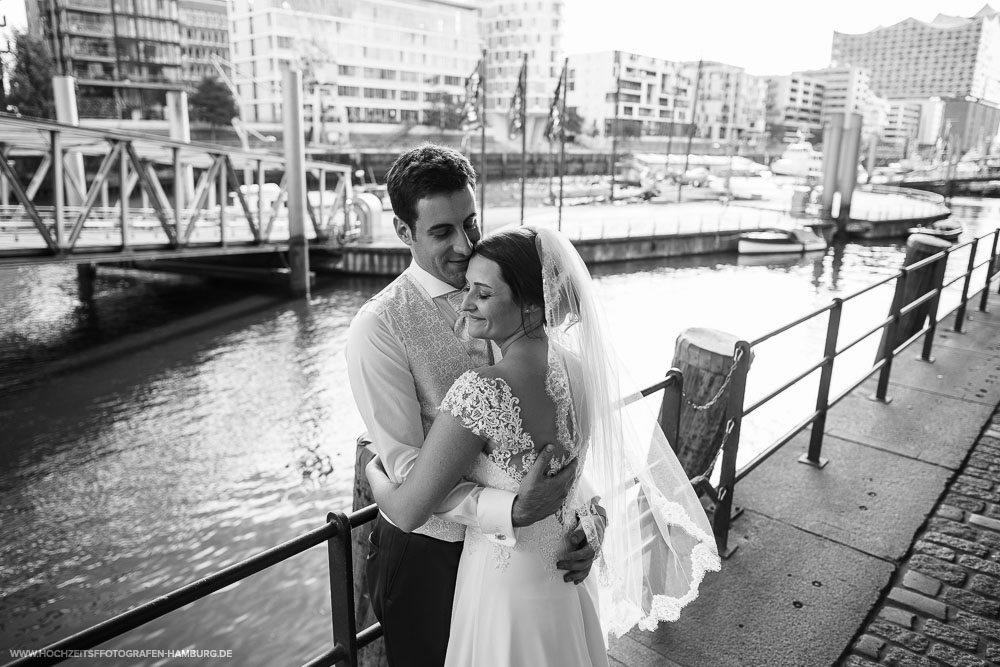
[385,144,477,232]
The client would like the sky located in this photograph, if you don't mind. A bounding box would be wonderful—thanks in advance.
[563,0,995,75]
[0,1,994,76]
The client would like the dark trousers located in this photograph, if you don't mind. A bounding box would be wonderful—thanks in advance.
[367,515,463,667]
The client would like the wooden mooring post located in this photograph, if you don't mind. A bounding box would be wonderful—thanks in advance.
[669,328,753,480]
[873,233,951,402]
[875,234,951,361]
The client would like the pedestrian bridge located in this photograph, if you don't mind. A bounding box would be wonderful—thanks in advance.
[0,114,366,268]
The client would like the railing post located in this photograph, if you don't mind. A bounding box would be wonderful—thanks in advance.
[218,155,228,247]
[712,340,751,559]
[656,368,684,455]
[173,146,183,240]
[327,511,358,667]
[920,250,949,363]
[953,238,979,333]
[52,130,65,249]
[801,299,841,468]
[980,229,999,312]
[872,267,908,403]
[120,141,130,249]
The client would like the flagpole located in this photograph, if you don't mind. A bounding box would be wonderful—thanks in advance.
[610,50,620,203]
[557,58,567,232]
[520,53,527,226]
[479,49,487,233]
[680,59,703,203]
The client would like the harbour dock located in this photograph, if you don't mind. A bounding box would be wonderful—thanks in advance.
[607,290,1000,666]
[324,184,951,276]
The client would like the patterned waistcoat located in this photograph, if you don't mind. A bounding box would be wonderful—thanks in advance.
[367,273,482,541]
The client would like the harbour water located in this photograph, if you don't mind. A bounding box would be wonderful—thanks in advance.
[1,197,997,663]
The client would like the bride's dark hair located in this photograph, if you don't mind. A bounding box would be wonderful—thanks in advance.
[473,228,544,328]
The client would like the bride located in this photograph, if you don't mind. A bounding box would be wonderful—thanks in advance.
[366,226,720,666]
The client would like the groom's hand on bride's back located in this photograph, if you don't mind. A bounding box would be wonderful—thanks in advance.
[511,444,576,528]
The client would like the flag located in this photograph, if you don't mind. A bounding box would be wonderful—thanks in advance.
[544,62,566,143]
[460,60,483,133]
[508,58,526,140]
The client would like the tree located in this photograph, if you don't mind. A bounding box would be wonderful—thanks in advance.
[189,76,239,138]
[423,91,465,131]
[5,30,56,119]
[563,107,584,135]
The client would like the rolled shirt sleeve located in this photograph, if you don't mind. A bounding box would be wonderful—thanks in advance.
[345,304,516,543]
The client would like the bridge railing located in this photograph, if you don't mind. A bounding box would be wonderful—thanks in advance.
[7,228,1000,667]
[0,114,355,261]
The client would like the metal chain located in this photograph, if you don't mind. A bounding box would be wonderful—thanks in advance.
[683,347,745,411]
[698,417,735,481]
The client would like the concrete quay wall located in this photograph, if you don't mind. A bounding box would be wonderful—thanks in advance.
[317,229,744,277]
[572,231,742,263]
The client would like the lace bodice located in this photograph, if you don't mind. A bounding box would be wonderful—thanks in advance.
[439,346,588,576]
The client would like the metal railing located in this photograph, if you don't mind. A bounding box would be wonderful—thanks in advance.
[705,227,1000,557]
[4,505,382,667]
[9,228,1000,667]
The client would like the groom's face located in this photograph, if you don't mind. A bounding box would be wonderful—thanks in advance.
[395,184,481,289]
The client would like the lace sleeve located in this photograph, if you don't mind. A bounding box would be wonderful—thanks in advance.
[440,370,513,443]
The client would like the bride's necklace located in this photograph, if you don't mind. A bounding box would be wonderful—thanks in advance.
[499,328,530,356]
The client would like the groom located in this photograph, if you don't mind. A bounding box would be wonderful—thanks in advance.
[345,144,598,667]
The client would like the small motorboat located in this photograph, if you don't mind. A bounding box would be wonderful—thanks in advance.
[737,227,828,255]
[908,220,963,243]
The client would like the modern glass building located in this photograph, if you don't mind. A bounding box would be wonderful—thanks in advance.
[831,7,1000,153]
[831,7,1000,103]
[29,0,184,119]
[229,0,481,133]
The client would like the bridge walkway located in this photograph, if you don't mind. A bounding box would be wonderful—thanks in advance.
[0,114,355,268]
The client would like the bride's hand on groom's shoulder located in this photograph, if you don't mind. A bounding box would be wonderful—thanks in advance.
[511,445,577,528]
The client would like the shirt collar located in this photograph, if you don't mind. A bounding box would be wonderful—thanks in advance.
[406,260,458,299]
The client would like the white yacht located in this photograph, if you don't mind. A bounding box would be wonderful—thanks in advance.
[770,141,823,179]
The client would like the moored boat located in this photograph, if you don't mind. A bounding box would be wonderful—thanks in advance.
[908,220,963,243]
[737,227,828,255]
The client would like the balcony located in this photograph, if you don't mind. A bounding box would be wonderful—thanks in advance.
[65,0,112,12]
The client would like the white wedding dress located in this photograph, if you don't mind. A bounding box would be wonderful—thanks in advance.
[440,345,610,667]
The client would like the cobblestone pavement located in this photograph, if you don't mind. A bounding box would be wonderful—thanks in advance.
[840,413,1000,667]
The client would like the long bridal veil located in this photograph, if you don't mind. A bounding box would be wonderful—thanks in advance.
[534,226,721,638]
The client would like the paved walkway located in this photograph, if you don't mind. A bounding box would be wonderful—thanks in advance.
[841,421,1000,666]
[607,290,1000,667]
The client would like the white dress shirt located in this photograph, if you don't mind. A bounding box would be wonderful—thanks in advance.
[345,261,517,544]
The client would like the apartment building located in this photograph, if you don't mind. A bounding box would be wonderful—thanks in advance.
[687,61,767,145]
[565,51,694,140]
[765,73,825,144]
[880,101,923,156]
[178,0,229,86]
[229,0,481,133]
[28,0,184,119]
[480,0,563,145]
[798,66,888,143]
